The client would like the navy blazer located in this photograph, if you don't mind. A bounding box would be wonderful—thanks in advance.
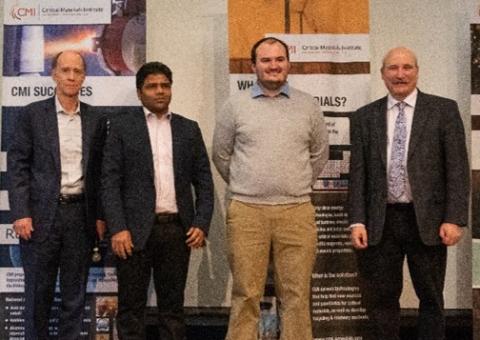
[101,108,214,250]
[7,97,105,243]
[348,91,470,246]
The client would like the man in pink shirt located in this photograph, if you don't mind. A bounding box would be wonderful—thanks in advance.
[102,62,214,340]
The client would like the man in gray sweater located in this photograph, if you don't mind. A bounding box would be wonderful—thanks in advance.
[212,37,329,340]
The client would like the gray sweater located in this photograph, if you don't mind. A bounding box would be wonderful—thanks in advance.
[212,85,329,204]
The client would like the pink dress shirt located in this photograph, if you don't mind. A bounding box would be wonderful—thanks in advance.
[144,108,178,214]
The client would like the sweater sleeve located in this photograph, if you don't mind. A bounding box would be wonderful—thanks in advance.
[309,104,329,185]
[212,100,236,183]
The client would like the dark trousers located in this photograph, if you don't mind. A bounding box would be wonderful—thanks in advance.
[20,239,37,340]
[116,217,191,340]
[21,202,91,340]
[356,204,447,340]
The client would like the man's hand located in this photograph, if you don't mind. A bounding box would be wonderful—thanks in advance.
[351,225,368,249]
[13,217,34,240]
[111,230,134,259]
[186,227,205,249]
[96,220,106,240]
[439,222,463,246]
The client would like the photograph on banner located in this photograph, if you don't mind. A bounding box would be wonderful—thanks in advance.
[228,0,368,69]
[3,2,145,106]
[3,22,145,77]
[0,0,146,338]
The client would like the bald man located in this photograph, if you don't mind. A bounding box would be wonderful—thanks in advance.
[8,50,105,339]
[348,47,469,340]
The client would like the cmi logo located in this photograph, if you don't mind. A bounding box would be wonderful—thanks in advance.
[10,5,36,21]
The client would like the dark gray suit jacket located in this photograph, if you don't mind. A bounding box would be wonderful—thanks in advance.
[348,90,469,246]
[8,97,105,242]
[101,108,214,250]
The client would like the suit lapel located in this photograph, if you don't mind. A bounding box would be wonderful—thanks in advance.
[43,98,61,175]
[170,113,181,179]
[408,91,429,160]
[374,98,388,166]
[136,107,155,181]
[80,102,93,175]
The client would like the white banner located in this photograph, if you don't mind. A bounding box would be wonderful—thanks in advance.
[269,33,369,63]
[0,191,8,211]
[229,74,370,113]
[4,0,111,25]
[0,268,24,293]
[3,76,140,107]
[0,268,118,293]
[86,268,118,293]
[471,94,480,115]
[473,131,480,170]
[325,117,350,145]
[0,225,17,245]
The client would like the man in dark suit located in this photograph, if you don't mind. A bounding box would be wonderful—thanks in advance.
[348,47,469,340]
[8,50,106,339]
[101,62,214,340]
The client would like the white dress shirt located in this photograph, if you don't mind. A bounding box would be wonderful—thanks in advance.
[144,108,178,214]
[56,96,84,195]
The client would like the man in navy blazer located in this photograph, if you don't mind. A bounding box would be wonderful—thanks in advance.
[8,50,105,339]
[101,62,214,339]
[348,47,469,340]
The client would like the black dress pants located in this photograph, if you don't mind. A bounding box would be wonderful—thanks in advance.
[356,204,447,340]
[22,201,91,340]
[116,217,190,340]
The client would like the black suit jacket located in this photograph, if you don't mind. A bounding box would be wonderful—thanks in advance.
[8,97,105,242]
[101,108,214,250]
[348,91,469,246]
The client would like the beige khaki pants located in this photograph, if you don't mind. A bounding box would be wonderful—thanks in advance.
[225,200,317,340]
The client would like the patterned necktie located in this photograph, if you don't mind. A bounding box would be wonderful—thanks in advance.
[388,102,407,199]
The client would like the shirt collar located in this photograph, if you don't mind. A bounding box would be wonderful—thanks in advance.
[387,88,418,110]
[55,96,80,115]
[143,106,171,120]
[251,82,290,98]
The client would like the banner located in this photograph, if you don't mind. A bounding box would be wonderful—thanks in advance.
[228,1,371,339]
[0,0,146,338]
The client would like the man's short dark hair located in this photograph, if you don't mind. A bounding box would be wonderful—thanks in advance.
[136,62,173,89]
[250,37,290,64]
[51,51,87,73]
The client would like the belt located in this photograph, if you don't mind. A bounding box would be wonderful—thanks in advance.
[386,202,413,210]
[58,193,85,204]
[155,213,179,224]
